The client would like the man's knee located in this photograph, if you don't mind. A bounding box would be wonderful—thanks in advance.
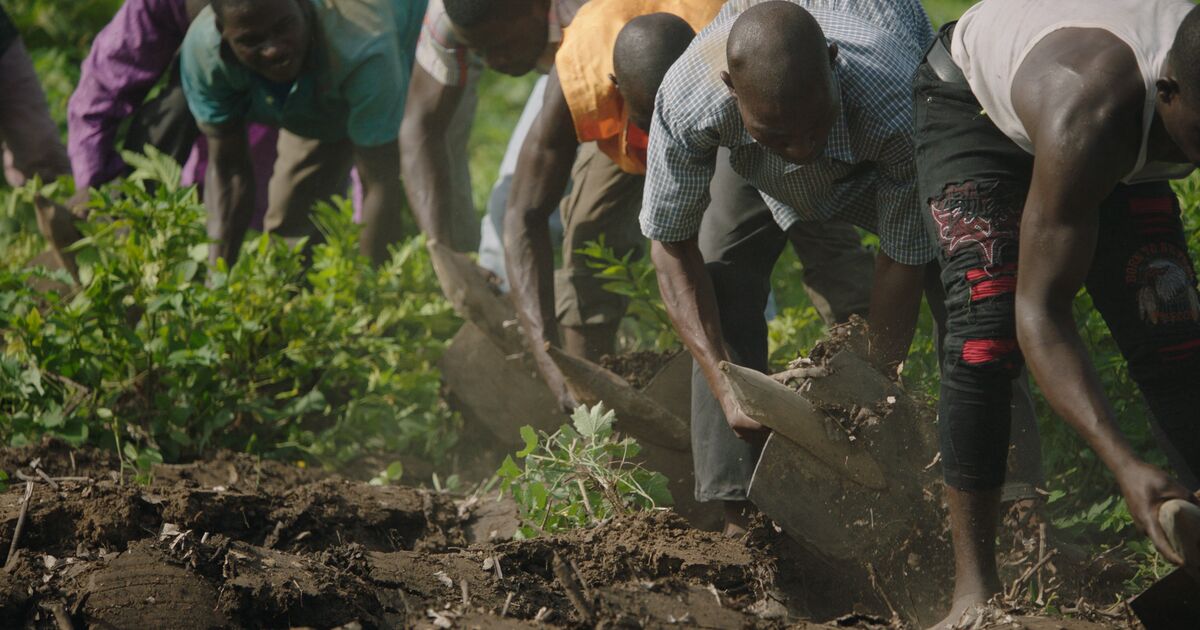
[938,377,1015,491]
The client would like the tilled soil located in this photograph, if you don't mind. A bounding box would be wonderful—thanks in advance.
[599,350,679,390]
[0,441,1134,629]
[0,441,782,629]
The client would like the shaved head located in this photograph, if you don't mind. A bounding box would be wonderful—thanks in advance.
[1161,6,1200,164]
[613,13,697,130]
[724,1,839,164]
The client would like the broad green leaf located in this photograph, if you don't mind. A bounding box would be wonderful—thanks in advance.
[38,407,65,429]
[640,473,674,508]
[530,482,548,510]
[498,455,522,481]
[517,425,538,458]
[386,460,404,480]
[571,402,615,438]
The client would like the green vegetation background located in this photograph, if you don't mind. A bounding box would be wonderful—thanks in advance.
[4,0,1198,592]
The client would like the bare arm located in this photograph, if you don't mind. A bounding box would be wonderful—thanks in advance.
[866,253,926,374]
[652,238,764,438]
[201,122,255,267]
[865,94,932,374]
[399,65,469,247]
[1014,30,1195,564]
[354,140,404,265]
[502,70,579,410]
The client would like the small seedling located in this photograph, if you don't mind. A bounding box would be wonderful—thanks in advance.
[498,403,672,539]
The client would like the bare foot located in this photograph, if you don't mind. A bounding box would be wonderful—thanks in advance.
[926,594,997,630]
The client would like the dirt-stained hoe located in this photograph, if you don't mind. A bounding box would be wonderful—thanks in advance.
[1130,499,1200,629]
[720,335,951,626]
[427,241,722,529]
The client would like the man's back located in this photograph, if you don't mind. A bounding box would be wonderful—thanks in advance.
[953,0,1194,182]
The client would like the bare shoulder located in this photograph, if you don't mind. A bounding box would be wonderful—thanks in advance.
[1013,28,1144,163]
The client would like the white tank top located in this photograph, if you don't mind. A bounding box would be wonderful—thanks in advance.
[951,0,1196,183]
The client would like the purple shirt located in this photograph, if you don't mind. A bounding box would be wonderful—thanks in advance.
[67,0,276,222]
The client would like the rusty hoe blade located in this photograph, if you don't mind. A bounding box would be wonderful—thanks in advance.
[426,240,523,355]
[719,361,887,490]
[547,345,690,452]
[1130,499,1200,628]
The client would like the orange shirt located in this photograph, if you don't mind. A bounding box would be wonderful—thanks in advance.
[557,0,724,175]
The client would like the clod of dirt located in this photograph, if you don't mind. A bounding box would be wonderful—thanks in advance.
[150,449,327,495]
[84,541,227,629]
[806,315,871,366]
[599,350,678,390]
[593,581,751,628]
[0,438,120,479]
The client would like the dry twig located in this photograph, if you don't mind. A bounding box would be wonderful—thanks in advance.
[39,600,74,630]
[35,469,59,490]
[552,551,594,625]
[865,562,900,621]
[770,366,831,385]
[1005,548,1059,601]
[5,482,35,571]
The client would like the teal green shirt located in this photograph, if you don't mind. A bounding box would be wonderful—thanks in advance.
[181,0,426,147]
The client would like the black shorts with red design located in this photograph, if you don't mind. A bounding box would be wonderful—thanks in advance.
[913,24,1200,491]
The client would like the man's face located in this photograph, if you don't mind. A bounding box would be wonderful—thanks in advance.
[725,44,841,165]
[623,90,654,133]
[735,80,839,165]
[218,0,310,84]
[453,0,550,76]
[1159,81,1200,166]
[611,74,653,131]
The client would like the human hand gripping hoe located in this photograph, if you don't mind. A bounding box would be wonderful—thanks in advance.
[720,323,951,626]
[1129,498,1200,628]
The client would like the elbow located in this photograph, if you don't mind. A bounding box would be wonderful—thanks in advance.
[650,240,673,266]
[1014,314,1035,351]
[501,205,533,251]
[651,238,695,267]
[399,115,427,154]
[873,251,920,277]
[1014,296,1061,350]
[400,102,445,144]
[399,115,421,148]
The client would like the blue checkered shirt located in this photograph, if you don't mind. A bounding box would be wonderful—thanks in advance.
[640,0,937,265]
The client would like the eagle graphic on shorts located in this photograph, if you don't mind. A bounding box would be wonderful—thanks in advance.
[1135,258,1200,325]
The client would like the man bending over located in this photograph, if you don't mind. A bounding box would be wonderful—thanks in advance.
[912,0,1200,625]
[181,0,425,265]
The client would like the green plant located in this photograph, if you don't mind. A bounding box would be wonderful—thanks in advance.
[0,149,461,470]
[578,237,678,350]
[6,0,123,136]
[6,0,125,51]
[497,403,673,539]
[369,460,406,486]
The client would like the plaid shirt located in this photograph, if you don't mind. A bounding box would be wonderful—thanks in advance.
[640,0,936,265]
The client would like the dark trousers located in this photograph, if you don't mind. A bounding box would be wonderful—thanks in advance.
[914,28,1200,490]
[690,151,876,502]
[125,62,198,173]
